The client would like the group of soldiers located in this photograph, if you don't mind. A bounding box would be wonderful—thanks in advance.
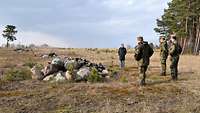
[118,35,182,86]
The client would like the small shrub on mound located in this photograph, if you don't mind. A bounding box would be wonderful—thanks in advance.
[67,63,74,74]
[120,76,128,83]
[34,64,44,70]
[23,61,37,68]
[108,66,120,77]
[87,68,103,83]
[3,68,32,81]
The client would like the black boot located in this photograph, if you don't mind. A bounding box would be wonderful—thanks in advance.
[171,74,177,81]
[140,79,146,86]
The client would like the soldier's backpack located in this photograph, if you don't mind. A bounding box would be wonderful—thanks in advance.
[148,44,154,57]
[177,44,182,55]
[134,46,142,61]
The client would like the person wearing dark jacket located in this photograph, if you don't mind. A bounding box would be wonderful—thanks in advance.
[118,44,127,68]
[134,36,154,86]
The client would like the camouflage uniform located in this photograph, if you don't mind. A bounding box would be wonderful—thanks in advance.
[169,41,180,80]
[160,41,168,76]
[134,41,154,85]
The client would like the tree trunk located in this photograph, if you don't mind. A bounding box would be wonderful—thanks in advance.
[182,38,187,54]
[6,39,9,48]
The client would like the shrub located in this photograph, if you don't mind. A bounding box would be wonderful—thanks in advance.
[67,63,74,74]
[96,50,101,54]
[87,68,103,83]
[120,76,128,83]
[108,66,120,77]
[3,68,32,81]
[23,61,37,68]
[34,64,44,70]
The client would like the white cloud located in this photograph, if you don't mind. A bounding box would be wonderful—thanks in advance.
[16,31,70,47]
[0,28,70,48]
[0,0,171,48]
[103,0,137,9]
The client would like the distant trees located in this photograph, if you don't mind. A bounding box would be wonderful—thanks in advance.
[40,44,49,48]
[2,25,18,48]
[154,0,200,54]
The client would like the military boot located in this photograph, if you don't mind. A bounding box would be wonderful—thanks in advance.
[140,79,146,86]
[171,74,177,81]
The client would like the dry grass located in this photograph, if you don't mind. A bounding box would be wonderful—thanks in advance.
[0,48,200,113]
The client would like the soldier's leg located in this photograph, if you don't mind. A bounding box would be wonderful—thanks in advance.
[174,57,180,80]
[143,66,148,84]
[170,58,176,80]
[161,59,167,76]
[121,60,125,68]
[119,60,123,68]
[138,66,147,85]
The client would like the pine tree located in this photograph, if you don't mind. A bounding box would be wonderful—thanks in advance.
[2,25,18,48]
[155,0,200,54]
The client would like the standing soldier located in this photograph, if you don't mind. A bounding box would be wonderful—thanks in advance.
[169,35,182,81]
[134,36,154,86]
[159,36,168,76]
[118,43,127,69]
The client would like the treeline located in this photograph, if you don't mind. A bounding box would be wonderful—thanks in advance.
[155,0,200,54]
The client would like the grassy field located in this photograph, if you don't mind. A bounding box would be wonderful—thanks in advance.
[0,48,200,113]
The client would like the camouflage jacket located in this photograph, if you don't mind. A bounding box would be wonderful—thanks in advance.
[160,41,168,59]
[169,41,179,57]
[134,41,154,66]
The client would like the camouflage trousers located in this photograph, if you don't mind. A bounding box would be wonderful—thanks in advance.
[138,66,148,85]
[160,58,167,76]
[170,56,179,80]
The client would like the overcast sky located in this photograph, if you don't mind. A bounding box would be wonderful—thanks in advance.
[0,0,171,48]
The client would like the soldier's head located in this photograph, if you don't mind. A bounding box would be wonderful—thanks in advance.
[159,36,165,43]
[137,36,143,44]
[121,43,124,47]
[170,34,177,42]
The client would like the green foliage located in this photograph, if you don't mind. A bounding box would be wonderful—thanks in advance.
[2,25,18,47]
[66,63,74,74]
[155,0,200,54]
[24,61,37,68]
[23,58,44,69]
[108,66,120,77]
[87,68,103,83]
[3,68,32,81]
[120,76,128,83]
[34,64,44,70]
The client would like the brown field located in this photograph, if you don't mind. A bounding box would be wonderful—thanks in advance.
[0,48,200,113]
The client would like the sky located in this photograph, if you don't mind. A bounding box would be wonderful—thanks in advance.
[0,0,171,48]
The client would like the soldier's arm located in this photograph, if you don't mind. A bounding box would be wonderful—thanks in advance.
[169,44,176,55]
[163,42,168,53]
[134,46,140,55]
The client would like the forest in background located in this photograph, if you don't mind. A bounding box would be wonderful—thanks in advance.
[155,0,200,54]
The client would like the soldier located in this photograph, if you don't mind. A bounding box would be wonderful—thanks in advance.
[159,36,168,76]
[134,36,154,86]
[169,35,181,81]
[118,43,127,69]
